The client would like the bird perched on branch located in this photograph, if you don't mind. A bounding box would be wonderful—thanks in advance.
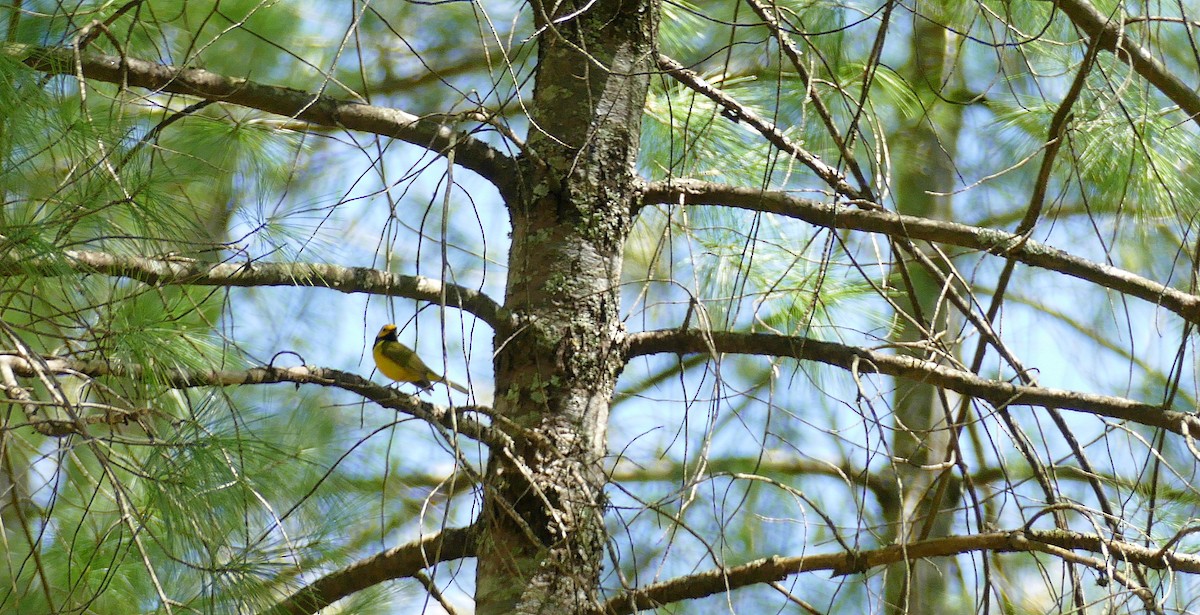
[372,323,468,393]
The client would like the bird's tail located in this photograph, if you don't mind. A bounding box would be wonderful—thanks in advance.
[442,378,469,394]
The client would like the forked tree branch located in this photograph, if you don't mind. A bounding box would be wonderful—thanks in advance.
[261,525,477,615]
[626,330,1200,435]
[4,43,520,196]
[0,248,508,329]
[601,528,1199,614]
[0,355,500,446]
[640,179,1200,324]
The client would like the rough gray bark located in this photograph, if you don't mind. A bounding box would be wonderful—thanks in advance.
[474,1,658,612]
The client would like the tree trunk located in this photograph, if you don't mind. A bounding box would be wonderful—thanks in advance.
[474,1,658,613]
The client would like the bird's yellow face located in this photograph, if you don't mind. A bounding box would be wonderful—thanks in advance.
[375,323,398,343]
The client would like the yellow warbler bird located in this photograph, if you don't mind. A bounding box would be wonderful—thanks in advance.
[372,324,468,393]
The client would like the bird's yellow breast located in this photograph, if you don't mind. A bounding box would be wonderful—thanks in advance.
[373,340,428,383]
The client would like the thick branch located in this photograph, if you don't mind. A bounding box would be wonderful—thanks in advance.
[640,179,1200,324]
[1054,0,1200,127]
[0,248,507,329]
[5,43,519,196]
[626,330,1199,435]
[602,528,1200,613]
[0,355,499,446]
[262,525,476,615]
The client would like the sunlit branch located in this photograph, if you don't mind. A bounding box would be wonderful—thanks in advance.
[1055,0,1200,128]
[261,525,477,615]
[625,329,1199,435]
[640,179,1200,324]
[5,44,520,196]
[0,248,508,329]
[600,528,1192,614]
[0,355,500,446]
